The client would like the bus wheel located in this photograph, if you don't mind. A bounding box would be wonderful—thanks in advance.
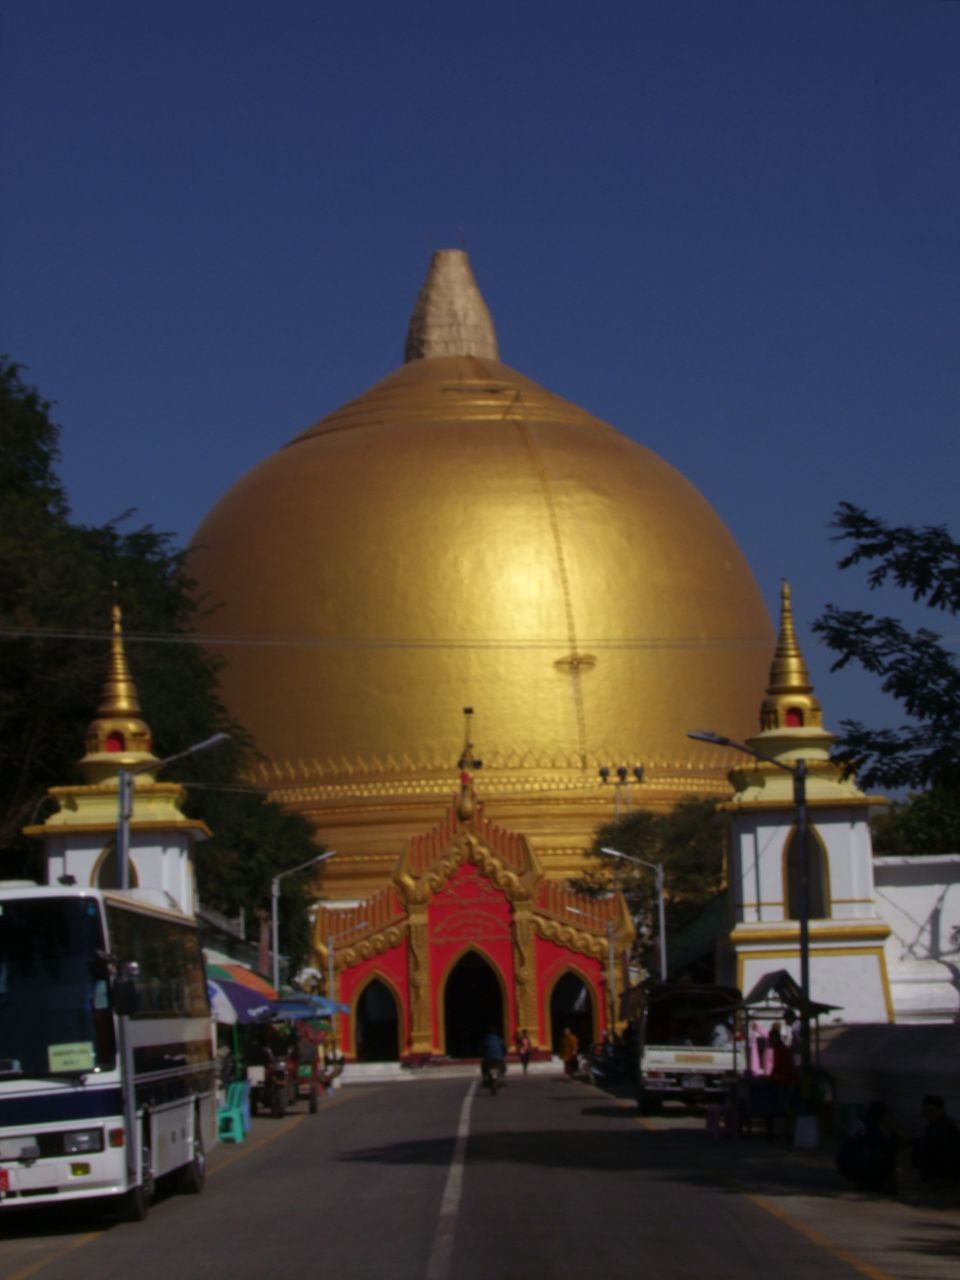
[177,1127,206,1195]
[119,1145,154,1221]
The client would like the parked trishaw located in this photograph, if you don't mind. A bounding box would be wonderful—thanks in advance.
[245,1024,299,1118]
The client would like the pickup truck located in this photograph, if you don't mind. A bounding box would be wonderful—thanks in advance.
[629,983,743,1113]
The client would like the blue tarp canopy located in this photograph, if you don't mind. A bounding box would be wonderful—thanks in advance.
[274,995,349,1020]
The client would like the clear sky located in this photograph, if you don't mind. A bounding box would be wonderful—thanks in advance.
[2,0,957,769]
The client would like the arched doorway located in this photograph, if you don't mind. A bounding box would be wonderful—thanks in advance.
[550,971,595,1055]
[444,950,503,1058]
[92,839,139,889]
[355,978,400,1062]
[785,827,830,920]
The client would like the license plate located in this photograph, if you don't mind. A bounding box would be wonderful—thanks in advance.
[0,1170,9,1193]
[685,1075,705,1090]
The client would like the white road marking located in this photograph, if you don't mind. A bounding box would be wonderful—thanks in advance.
[425,1081,477,1280]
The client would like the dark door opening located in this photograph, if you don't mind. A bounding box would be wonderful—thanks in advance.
[355,978,400,1062]
[550,972,595,1056]
[444,951,503,1059]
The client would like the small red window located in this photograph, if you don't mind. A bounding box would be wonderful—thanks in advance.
[105,731,125,752]
[785,708,804,728]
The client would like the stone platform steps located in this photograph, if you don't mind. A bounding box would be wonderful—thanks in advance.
[340,1057,562,1085]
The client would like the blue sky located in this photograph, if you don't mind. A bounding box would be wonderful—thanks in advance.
[2,0,958,767]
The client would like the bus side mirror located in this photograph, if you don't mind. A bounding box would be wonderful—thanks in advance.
[112,961,140,1017]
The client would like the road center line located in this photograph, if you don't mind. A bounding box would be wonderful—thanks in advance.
[425,1081,477,1280]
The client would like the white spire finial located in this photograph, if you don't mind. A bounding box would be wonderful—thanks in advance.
[404,250,499,362]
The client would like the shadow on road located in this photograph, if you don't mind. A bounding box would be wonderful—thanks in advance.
[0,1180,180,1239]
[340,1096,960,1215]
[337,1118,848,1201]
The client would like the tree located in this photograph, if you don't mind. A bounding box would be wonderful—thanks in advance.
[812,502,960,856]
[576,797,726,964]
[870,788,960,857]
[0,357,322,973]
[813,502,960,792]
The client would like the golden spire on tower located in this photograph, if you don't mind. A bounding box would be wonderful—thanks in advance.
[79,600,158,782]
[98,601,143,717]
[758,581,823,732]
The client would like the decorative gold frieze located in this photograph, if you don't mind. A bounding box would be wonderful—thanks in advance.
[533,915,606,961]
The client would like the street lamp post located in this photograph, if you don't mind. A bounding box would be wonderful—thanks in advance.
[271,851,338,993]
[325,918,368,1059]
[605,919,617,1031]
[113,729,228,1195]
[567,906,619,1031]
[600,847,667,981]
[116,732,230,891]
[688,729,811,1076]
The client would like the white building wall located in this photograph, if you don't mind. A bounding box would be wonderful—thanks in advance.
[43,830,196,915]
[873,854,960,1023]
[738,948,890,1024]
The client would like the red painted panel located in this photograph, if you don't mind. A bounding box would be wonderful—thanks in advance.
[428,863,515,1049]
[337,936,410,1058]
[535,934,606,1044]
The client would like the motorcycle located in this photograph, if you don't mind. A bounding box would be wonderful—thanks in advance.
[481,1057,506,1096]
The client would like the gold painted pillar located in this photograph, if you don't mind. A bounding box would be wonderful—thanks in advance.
[512,910,539,1047]
[407,908,433,1055]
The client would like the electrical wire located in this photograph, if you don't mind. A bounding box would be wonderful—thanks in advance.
[0,625,779,651]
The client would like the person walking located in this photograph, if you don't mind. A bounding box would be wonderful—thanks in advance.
[516,1029,532,1074]
[560,1026,579,1080]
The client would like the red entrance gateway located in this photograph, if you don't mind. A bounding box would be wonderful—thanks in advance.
[312,792,631,1063]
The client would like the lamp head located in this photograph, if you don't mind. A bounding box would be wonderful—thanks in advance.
[687,730,730,747]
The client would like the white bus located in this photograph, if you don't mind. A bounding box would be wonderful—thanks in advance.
[0,883,217,1219]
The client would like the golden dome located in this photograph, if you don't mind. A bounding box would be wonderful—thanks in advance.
[188,247,773,890]
[187,252,773,882]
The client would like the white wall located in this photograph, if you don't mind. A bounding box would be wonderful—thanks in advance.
[873,855,960,1023]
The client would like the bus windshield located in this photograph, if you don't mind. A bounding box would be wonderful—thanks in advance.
[0,896,116,1078]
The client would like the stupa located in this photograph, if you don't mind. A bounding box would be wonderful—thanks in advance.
[187,251,775,1058]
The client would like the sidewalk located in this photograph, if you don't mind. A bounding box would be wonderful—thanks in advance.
[597,1080,960,1280]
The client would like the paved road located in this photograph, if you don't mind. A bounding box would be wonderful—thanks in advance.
[0,1074,956,1280]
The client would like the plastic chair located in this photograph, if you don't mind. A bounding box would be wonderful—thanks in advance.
[239,1079,252,1134]
[218,1082,246,1143]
